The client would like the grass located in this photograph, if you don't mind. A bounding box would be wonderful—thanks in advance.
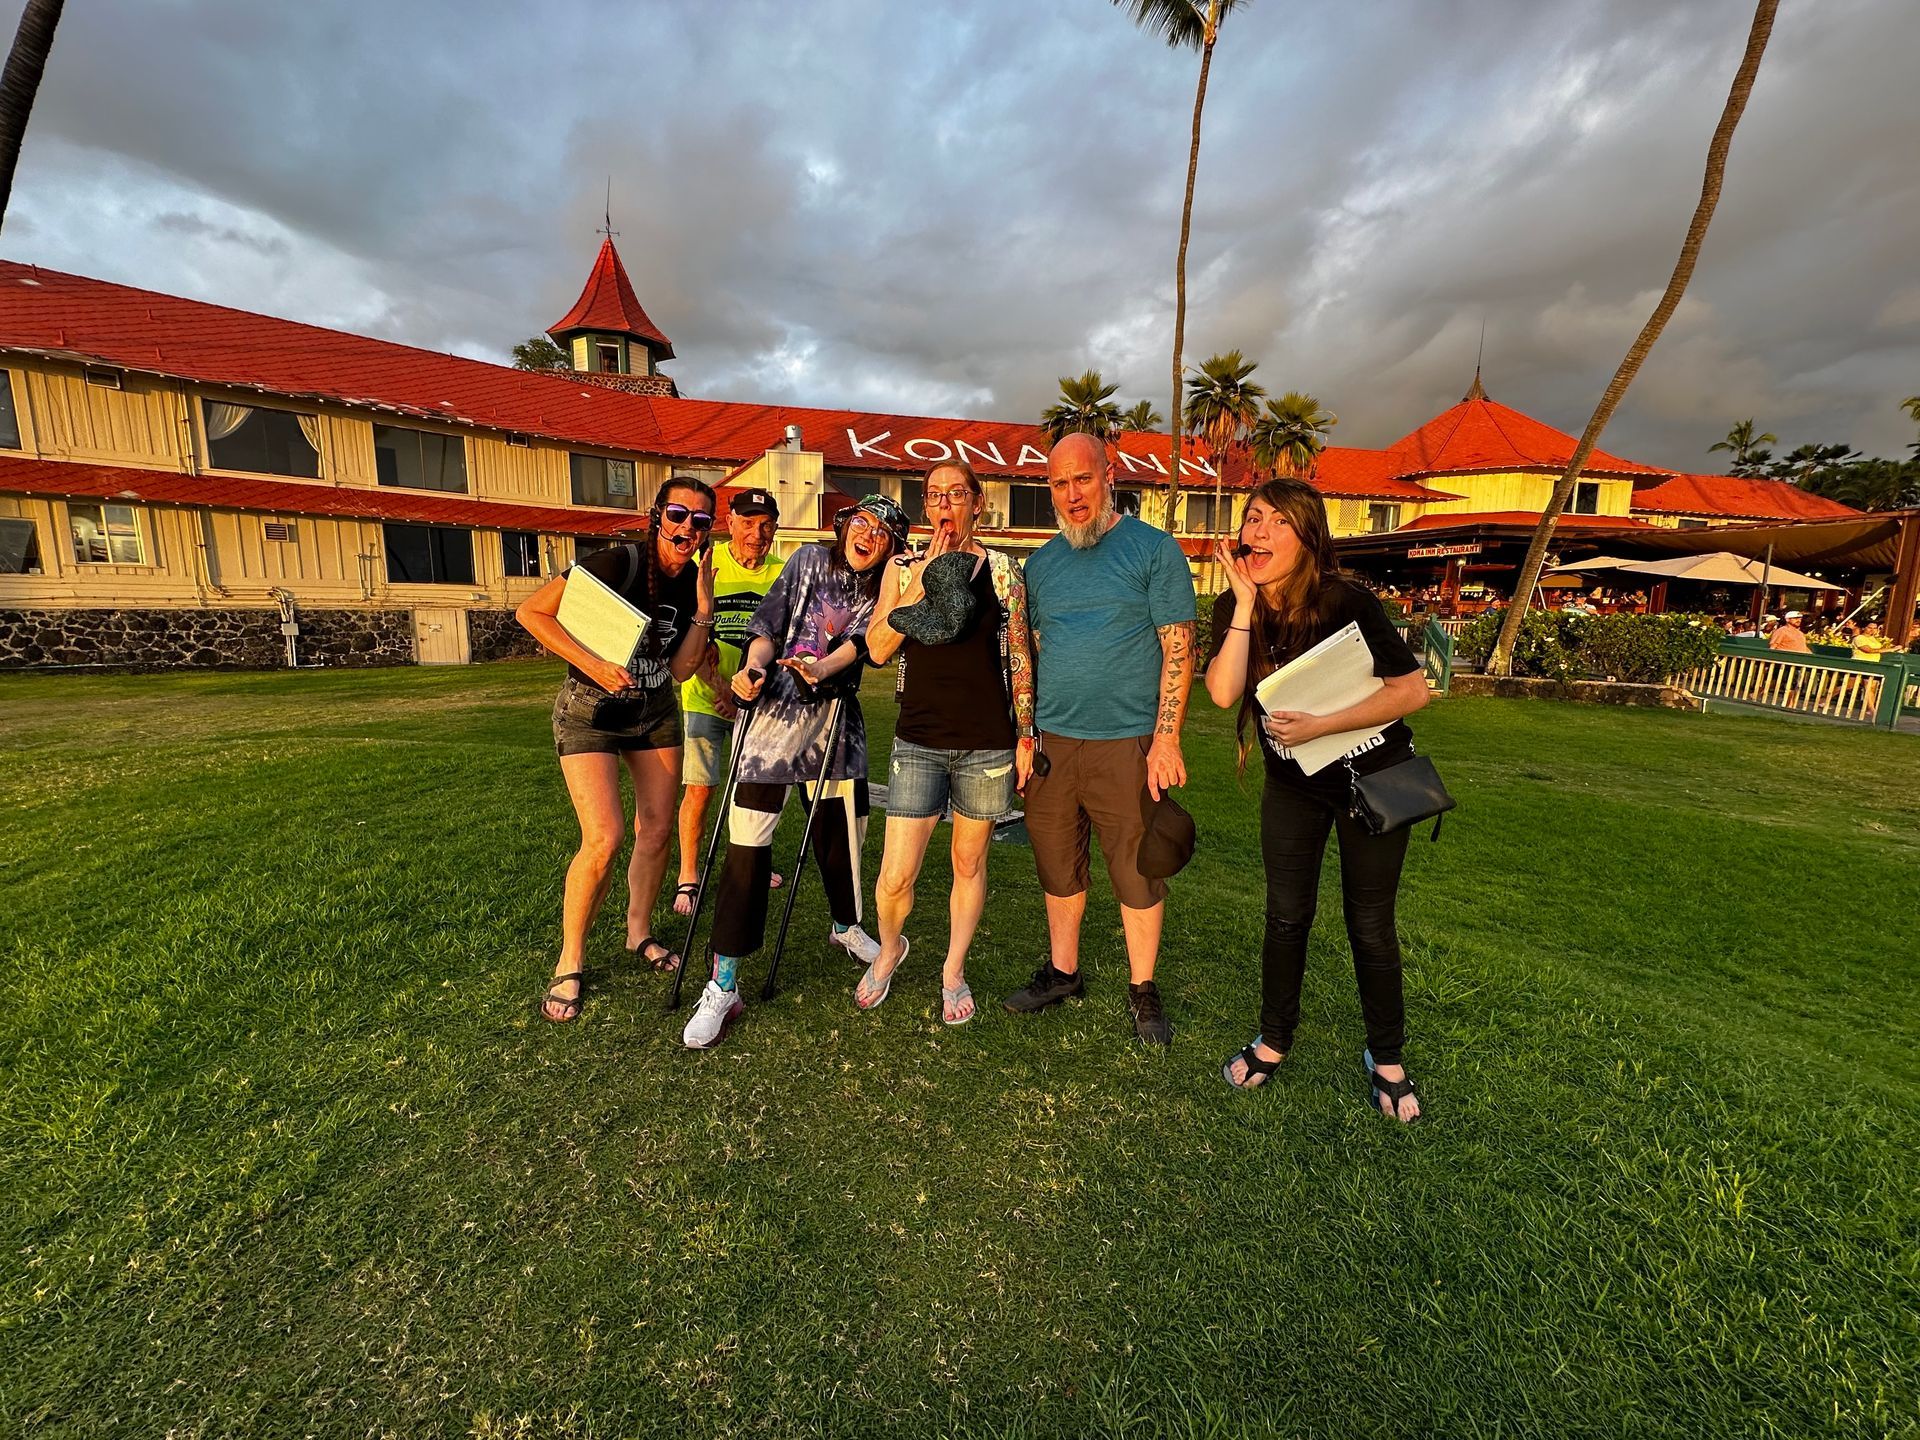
[1,660,1916,1439]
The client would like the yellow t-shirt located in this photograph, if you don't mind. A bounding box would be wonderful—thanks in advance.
[1851,635,1890,663]
[681,543,787,718]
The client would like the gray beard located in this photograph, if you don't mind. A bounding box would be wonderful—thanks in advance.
[1058,494,1117,550]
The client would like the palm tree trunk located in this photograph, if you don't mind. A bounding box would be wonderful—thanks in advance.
[1487,0,1777,676]
[0,0,64,236]
[1167,9,1218,530]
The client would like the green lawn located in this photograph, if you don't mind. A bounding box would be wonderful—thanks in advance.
[2,661,1916,1439]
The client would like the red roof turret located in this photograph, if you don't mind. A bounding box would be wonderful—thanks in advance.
[547,236,673,359]
[1383,392,1662,480]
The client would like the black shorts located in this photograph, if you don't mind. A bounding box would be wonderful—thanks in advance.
[551,678,683,757]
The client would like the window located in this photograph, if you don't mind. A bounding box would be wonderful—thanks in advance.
[0,370,19,449]
[0,516,41,574]
[374,425,468,493]
[1114,488,1144,517]
[596,342,621,373]
[204,401,320,478]
[1185,493,1234,532]
[503,529,543,578]
[1570,481,1602,515]
[68,503,144,564]
[383,523,474,585]
[570,453,638,509]
[898,483,928,526]
[1677,518,1710,530]
[1010,484,1052,528]
[574,536,620,561]
[1367,504,1401,533]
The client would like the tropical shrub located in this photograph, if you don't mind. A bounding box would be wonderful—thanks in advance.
[1453,609,1722,684]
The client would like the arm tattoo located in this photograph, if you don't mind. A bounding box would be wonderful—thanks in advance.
[1155,621,1194,738]
[1008,566,1035,731]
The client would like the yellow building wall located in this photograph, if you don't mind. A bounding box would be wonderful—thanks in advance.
[21,365,190,469]
[1415,471,1634,518]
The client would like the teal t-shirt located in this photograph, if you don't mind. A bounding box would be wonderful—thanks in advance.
[1024,515,1197,739]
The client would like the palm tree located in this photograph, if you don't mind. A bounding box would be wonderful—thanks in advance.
[1902,395,1920,454]
[0,0,65,234]
[1250,391,1338,478]
[1038,370,1124,443]
[1489,0,1779,676]
[1120,400,1164,432]
[1707,418,1776,474]
[1183,350,1265,533]
[1113,0,1247,522]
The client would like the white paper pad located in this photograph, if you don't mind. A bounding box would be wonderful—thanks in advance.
[1253,621,1386,776]
[556,562,651,670]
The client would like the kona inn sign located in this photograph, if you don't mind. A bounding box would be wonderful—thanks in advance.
[1406,542,1483,559]
[842,429,1218,478]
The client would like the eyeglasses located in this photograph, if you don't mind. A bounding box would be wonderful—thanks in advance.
[924,488,975,509]
[662,503,715,532]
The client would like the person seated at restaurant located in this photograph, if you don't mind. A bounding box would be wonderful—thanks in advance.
[1768,610,1811,653]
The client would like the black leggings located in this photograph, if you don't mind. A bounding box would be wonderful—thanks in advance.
[1258,777,1411,1065]
[710,779,869,959]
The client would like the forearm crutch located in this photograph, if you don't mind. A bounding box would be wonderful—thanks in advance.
[760,692,848,1002]
[667,693,757,1011]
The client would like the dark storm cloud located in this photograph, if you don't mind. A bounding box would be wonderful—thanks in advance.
[6,0,1916,467]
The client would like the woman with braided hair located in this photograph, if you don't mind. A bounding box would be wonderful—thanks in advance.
[516,475,719,1022]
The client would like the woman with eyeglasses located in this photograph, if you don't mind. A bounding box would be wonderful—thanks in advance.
[681,494,909,1049]
[517,476,719,1022]
[857,459,1034,1024]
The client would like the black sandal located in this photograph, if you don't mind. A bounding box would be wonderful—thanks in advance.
[1364,1048,1420,1122]
[541,970,585,1023]
[672,882,700,914]
[1221,1039,1286,1090]
[629,936,680,973]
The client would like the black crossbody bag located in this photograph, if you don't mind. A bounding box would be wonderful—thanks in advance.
[1345,752,1456,841]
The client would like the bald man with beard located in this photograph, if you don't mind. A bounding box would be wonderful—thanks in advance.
[1007,432,1197,1045]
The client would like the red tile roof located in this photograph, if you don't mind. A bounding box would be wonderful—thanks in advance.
[1629,472,1861,522]
[547,237,674,357]
[1395,510,1655,532]
[1382,397,1665,479]
[0,456,648,536]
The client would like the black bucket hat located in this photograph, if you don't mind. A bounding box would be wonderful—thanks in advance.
[889,551,983,646]
[1137,786,1197,880]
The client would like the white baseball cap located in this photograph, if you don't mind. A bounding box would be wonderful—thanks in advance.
[1785,610,1803,620]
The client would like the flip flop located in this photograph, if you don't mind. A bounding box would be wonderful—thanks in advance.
[942,980,975,1026]
[629,936,681,973]
[855,936,907,1010]
[540,970,585,1024]
[1221,1038,1285,1090]
[1363,1048,1421,1123]
[769,871,785,890]
[671,882,700,916]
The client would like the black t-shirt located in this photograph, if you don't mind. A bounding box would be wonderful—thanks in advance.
[897,560,1016,750]
[1210,581,1419,796]
[565,543,699,691]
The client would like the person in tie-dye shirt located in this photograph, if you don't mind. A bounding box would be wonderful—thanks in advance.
[682,495,909,1049]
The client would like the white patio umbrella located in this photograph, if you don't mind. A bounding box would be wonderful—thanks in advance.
[1547,555,1643,573]
[1617,551,1841,590]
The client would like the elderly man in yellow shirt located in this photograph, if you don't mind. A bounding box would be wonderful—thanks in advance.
[672,488,788,913]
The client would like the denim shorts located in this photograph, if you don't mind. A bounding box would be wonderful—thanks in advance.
[551,677,682,757]
[886,737,1016,821]
[682,710,733,786]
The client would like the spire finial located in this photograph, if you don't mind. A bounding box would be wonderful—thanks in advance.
[597,177,618,241]
[1464,320,1488,401]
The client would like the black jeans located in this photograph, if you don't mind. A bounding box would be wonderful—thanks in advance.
[1258,776,1410,1064]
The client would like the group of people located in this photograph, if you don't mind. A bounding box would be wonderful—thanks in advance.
[1721,609,1897,661]
[514,434,1431,1120]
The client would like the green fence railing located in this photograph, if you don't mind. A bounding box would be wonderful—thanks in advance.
[1422,617,1453,696]
[1682,640,1918,730]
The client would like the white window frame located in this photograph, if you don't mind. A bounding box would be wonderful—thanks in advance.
[67,501,147,565]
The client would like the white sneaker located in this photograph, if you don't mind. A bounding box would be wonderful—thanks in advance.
[682,980,743,1049]
[831,924,881,964]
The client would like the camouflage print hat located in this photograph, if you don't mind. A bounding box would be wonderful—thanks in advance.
[843,493,910,554]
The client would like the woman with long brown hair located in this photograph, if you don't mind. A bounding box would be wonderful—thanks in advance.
[516,475,719,1023]
[1203,478,1430,1119]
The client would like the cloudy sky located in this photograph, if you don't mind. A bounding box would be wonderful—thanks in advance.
[6,0,1917,468]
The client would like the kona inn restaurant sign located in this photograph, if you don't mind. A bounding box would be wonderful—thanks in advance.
[1406,542,1483,559]
[842,429,1218,478]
